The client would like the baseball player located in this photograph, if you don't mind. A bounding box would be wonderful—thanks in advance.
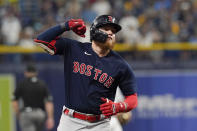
[34,15,138,131]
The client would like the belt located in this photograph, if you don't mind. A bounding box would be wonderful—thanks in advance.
[22,107,42,112]
[64,108,104,123]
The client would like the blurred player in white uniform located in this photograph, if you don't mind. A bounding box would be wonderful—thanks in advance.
[110,87,132,131]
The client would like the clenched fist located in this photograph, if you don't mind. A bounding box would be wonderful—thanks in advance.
[100,97,127,118]
[68,19,86,37]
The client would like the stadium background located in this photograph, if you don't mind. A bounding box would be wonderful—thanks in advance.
[1,0,197,131]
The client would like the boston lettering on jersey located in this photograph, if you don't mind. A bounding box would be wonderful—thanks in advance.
[73,61,114,88]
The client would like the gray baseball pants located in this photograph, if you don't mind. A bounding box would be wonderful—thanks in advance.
[19,108,46,131]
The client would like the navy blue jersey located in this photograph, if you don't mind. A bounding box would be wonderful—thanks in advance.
[36,25,137,115]
[54,38,137,114]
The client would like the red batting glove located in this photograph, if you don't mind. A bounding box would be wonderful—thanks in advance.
[100,97,127,118]
[68,19,86,37]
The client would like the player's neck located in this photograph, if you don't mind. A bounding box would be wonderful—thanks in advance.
[92,42,110,57]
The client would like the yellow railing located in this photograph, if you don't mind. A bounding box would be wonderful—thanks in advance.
[0,42,197,53]
[114,43,197,51]
[0,45,44,53]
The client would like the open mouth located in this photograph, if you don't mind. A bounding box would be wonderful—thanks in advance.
[108,37,112,40]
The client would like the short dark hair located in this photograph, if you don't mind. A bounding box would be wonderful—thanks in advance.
[26,65,37,72]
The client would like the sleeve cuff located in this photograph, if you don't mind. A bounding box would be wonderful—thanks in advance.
[60,21,70,31]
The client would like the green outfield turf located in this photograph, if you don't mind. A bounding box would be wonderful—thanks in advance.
[0,75,15,131]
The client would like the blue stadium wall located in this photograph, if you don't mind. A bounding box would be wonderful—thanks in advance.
[124,70,197,131]
[1,63,197,131]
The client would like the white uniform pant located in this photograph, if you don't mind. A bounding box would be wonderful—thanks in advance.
[110,116,123,131]
[57,108,111,131]
[57,106,111,131]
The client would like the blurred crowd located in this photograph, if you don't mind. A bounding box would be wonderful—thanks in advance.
[0,0,197,65]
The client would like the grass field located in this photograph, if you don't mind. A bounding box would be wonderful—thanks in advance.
[0,75,15,131]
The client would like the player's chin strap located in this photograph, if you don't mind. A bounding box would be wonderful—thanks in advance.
[91,29,108,43]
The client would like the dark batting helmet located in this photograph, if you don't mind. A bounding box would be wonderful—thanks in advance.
[90,15,122,43]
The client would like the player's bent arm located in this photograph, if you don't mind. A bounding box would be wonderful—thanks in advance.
[35,25,66,43]
[34,19,86,55]
[111,93,138,113]
[100,93,137,117]
[34,19,86,42]
[34,24,68,55]
[123,93,138,111]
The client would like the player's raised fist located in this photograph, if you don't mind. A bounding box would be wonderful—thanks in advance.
[68,19,86,37]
